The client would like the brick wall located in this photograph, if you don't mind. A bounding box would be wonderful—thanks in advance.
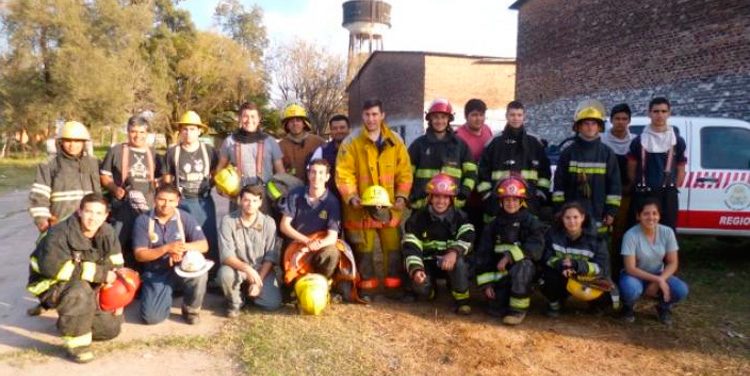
[514,0,750,142]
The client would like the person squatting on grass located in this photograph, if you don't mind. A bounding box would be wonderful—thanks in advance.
[475,176,545,325]
[619,198,689,325]
[402,173,475,314]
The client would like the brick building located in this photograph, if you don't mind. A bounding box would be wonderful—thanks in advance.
[510,0,750,143]
[346,51,516,145]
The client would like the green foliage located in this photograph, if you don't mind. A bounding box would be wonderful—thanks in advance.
[0,0,270,145]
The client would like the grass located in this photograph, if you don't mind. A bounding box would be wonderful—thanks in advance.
[0,156,44,192]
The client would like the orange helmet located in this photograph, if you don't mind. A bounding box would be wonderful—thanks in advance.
[99,268,141,312]
[426,173,458,197]
[496,176,528,199]
[425,98,455,122]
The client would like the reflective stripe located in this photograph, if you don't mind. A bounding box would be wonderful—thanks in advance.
[510,296,530,310]
[586,262,600,276]
[358,278,379,289]
[415,168,440,179]
[476,271,507,285]
[491,170,511,180]
[27,278,58,296]
[423,240,448,251]
[410,198,426,210]
[451,290,470,300]
[81,261,97,282]
[449,239,472,253]
[462,162,477,172]
[454,198,466,208]
[476,181,492,193]
[567,161,607,174]
[605,195,621,206]
[56,260,75,281]
[30,183,52,198]
[405,255,424,270]
[30,256,40,273]
[508,244,525,261]
[551,191,565,203]
[463,178,476,191]
[63,332,92,349]
[344,216,401,230]
[520,169,538,181]
[537,178,551,189]
[546,256,561,268]
[552,243,595,258]
[456,224,474,238]
[395,183,412,194]
[402,234,423,251]
[109,253,125,266]
[384,277,401,288]
[29,207,52,217]
[441,166,462,178]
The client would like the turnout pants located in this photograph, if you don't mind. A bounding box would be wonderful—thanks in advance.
[411,256,470,305]
[346,227,402,292]
[53,280,122,351]
[487,259,535,313]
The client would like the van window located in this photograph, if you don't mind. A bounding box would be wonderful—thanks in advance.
[701,126,750,170]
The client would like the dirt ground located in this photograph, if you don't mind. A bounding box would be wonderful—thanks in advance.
[1,189,748,375]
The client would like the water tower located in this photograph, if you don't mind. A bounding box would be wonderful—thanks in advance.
[342,0,391,82]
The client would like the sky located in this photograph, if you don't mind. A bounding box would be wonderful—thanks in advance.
[179,0,519,58]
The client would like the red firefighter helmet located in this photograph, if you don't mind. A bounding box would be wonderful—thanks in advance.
[425,98,455,122]
[496,176,528,199]
[99,268,141,312]
[426,173,458,197]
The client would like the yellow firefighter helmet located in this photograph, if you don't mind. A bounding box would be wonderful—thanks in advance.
[59,121,90,141]
[295,273,329,315]
[361,185,392,207]
[214,166,241,197]
[282,104,312,132]
[566,278,605,301]
[174,110,208,132]
[573,99,606,131]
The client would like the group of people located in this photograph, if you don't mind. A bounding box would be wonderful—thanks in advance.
[25,96,689,363]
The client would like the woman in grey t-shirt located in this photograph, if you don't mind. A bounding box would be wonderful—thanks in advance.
[619,198,689,325]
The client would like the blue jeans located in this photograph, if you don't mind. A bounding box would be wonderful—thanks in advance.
[139,268,208,325]
[179,196,218,268]
[619,272,688,309]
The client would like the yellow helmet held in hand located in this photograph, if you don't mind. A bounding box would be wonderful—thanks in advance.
[566,278,604,302]
[295,273,330,315]
[214,166,241,197]
[361,185,392,207]
[59,121,90,141]
[282,104,312,132]
[573,99,606,132]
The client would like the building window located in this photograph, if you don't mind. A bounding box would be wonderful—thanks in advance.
[701,126,750,170]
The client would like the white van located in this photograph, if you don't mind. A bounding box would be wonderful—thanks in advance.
[628,116,750,237]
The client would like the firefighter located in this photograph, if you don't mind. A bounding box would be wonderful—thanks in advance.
[336,99,413,300]
[402,173,475,314]
[541,201,617,317]
[100,115,159,268]
[477,101,551,222]
[551,99,621,236]
[475,176,545,325]
[408,98,476,210]
[29,121,101,234]
[278,104,325,181]
[26,193,125,363]
[162,111,220,279]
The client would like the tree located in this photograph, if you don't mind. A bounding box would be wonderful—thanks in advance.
[268,39,347,135]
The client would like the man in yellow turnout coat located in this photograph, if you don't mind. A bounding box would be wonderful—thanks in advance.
[336,99,413,299]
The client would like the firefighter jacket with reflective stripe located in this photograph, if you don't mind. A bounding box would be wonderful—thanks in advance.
[402,207,475,275]
[335,122,413,230]
[477,126,551,201]
[28,152,101,226]
[27,214,124,296]
[474,209,545,286]
[542,227,609,278]
[552,136,622,222]
[407,129,477,209]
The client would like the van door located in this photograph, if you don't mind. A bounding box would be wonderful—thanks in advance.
[683,122,750,235]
